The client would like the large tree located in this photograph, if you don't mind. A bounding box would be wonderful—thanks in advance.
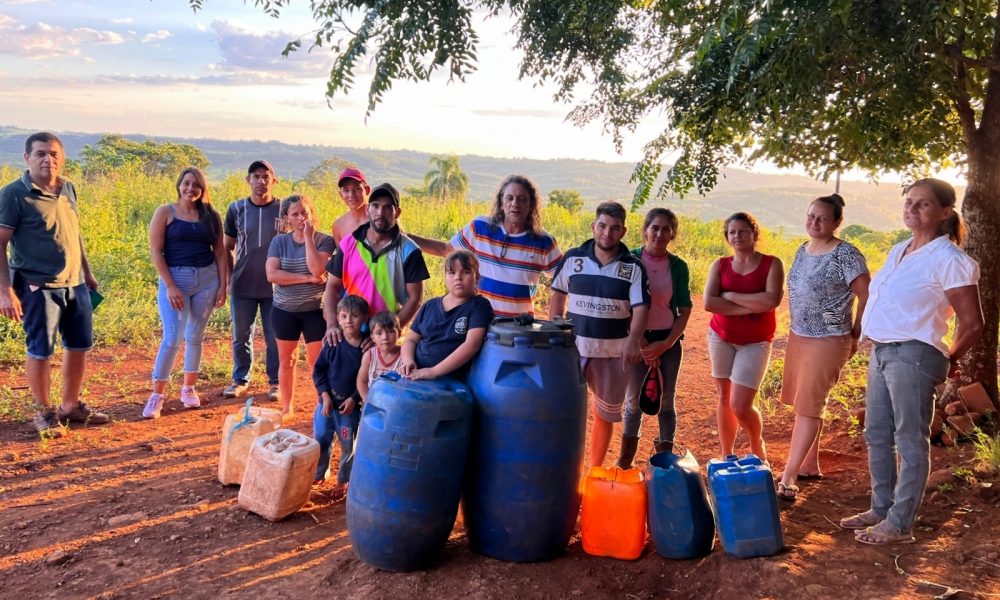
[424,154,470,202]
[193,0,1000,404]
[81,134,208,179]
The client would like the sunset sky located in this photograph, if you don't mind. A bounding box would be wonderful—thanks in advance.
[0,0,665,162]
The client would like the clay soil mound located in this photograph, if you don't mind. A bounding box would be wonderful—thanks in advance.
[2,300,999,599]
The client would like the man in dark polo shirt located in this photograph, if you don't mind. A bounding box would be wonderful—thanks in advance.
[0,132,109,437]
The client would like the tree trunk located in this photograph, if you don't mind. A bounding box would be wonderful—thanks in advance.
[960,147,1000,412]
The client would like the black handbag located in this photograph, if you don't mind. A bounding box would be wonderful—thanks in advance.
[639,366,663,415]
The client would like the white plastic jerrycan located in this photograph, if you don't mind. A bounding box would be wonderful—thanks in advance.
[218,400,283,485]
[238,429,320,521]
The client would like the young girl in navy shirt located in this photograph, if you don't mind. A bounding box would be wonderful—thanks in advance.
[400,250,494,380]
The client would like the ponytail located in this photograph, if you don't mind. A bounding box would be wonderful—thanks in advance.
[941,211,964,246]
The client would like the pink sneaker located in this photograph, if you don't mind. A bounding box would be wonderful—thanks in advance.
[142,393,164,419]
[180,386,201,409]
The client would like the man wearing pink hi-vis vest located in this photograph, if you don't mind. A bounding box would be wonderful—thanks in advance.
[321,183,429,345]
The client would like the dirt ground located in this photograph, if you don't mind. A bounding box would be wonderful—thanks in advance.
[1,300,999,600]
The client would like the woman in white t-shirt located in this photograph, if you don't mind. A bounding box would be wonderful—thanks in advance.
[840,179,983,545]
[776,194,869,501]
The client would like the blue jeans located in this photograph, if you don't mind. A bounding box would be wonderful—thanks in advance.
[623,338,683,447]
[313,401,360,484]
[864,341,949,532]
[152,265,219,381]
[230,295,279,385]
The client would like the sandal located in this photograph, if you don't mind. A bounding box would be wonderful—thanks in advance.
[776,482,799,501]
[330,485,349,503]
[854,521,915,545]
[839,510,883,530]
[797,472,824,481]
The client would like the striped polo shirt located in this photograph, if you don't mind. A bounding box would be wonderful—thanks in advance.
[267,232,336,312]
[449,216,562,317]
[551,239,650,358]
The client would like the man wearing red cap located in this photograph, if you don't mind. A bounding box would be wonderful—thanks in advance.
[331,168,370,245]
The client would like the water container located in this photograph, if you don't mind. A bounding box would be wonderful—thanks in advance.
[238,429,320,521]
[218,402,283,485]
[707,454,783,558]
[347,374,473,572]
[646,450,715,559]
[580,467,647,560]
[463,317,587,562]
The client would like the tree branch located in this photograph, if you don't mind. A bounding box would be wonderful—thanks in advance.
[944,44,1000,71]
[944,43,979,141]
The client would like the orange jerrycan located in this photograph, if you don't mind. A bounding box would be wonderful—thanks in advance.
[580,466,647,559]
[218,400,283,485]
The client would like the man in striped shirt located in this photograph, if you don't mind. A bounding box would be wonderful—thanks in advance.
[550,202,649,469]
[408,175,561,317]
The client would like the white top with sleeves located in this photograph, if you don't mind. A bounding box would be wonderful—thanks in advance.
[861,235,979,355]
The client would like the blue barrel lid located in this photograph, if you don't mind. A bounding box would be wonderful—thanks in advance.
[486,314,575,348]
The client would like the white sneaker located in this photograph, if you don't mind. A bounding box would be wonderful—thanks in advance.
[180,386,201,409]
[143,393,165,419]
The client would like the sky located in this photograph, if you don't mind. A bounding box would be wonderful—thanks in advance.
[0,0,666,163]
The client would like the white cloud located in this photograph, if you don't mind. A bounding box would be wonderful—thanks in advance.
[1,0,50,4]
[5,71,290,87]
[141,29,172,43]
[210,19,328,79]
[109,17,133,25]
[0,16,125,59]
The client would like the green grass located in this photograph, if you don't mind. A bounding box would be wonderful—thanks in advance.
[972,427,1000,474]
[757,357,785,417]
[0,165,901,370]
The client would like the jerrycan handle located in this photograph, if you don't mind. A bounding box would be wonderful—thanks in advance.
[226,398,258,443]
[380,371,401,382]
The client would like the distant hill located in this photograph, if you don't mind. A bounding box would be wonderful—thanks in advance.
[0,125,927,231]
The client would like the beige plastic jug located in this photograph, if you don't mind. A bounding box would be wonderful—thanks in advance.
[217,404,283,485]
[238,429,320,521]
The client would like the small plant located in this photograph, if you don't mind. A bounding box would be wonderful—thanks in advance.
[951,466,976,484]
[972,428,1000,474]
[936,482,955,493]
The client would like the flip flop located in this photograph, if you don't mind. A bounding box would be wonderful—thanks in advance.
[797,472,824,481]
[776,482,799,501]
[854,522,915,545]
[839,510,882,530]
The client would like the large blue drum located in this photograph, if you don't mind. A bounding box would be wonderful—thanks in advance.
[463,317,588,562]
[347,374,473,572]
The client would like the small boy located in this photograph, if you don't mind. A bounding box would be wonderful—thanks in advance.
[312,294,369,499]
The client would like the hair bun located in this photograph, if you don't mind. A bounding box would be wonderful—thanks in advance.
[829,193,845,206]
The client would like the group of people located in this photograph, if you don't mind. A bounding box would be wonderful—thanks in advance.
[0,131,985,546]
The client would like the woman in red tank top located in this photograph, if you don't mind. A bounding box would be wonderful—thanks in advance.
[703,212,784,462]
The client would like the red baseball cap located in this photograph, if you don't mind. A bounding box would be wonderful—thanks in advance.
[338,167,368,188]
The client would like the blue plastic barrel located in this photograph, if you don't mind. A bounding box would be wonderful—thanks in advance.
[463,317,587,562]
[707,454,783,558]
[645,450,716,559]
[346,374,473,572]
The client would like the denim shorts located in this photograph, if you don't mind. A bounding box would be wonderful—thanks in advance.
[14,273,93,359]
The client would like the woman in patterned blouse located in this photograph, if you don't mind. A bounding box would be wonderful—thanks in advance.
[776,194,870,501]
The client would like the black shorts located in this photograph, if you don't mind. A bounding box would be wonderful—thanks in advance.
[270,306,326,343]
